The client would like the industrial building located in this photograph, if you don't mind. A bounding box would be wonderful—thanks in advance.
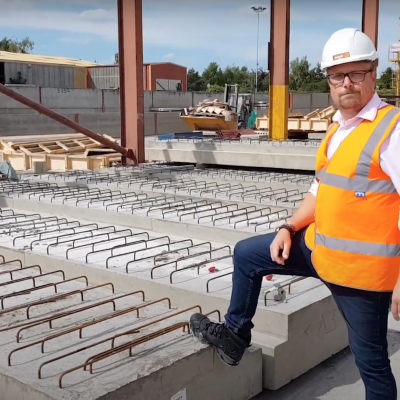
[86,62,188,91]
[0,51,188,92]
[0,50,97,89]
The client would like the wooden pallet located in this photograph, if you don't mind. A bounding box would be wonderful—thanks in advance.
[0,134,121,172]
[255,106,336,132]
[0,136,114,155]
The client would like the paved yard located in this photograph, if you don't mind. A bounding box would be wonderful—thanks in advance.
[254,321,400,399]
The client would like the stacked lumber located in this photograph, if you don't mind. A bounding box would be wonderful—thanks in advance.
[0,133,121,172]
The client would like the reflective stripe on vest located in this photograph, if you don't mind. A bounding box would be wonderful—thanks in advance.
[305,105,400,291]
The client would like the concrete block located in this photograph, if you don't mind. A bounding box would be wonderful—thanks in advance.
[0,191,348,391]
[0,114,74,136]
[291,93,312,111]
[254,94,269,103]
[311,93,330,109]
[144,112,156,136]
[0,246,263,399]
[0,87,40,112]
[144,139,317,170]
[155,112,191,134]
[103,89,120,110]
[0,234,347,392]
[78,113,120,137]
[144,90,152,109]
[152,91,193,108]
[41,88,103,110]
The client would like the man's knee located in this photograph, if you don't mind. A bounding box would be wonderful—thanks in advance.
[233,234,275,267]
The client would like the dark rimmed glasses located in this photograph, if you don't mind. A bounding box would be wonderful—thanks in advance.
[327,69,373,85]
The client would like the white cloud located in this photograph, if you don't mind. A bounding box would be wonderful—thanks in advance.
[0,0,398,72]
[162,53,175,60]
[58,37,94,45]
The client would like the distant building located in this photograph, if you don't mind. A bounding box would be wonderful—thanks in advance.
[0,50,97,88]
[0,52,188,91]
[86,62,188,91]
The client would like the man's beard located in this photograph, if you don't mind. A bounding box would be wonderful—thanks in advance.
[338,89,362,109]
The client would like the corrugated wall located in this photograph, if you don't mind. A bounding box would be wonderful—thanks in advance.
[4,62,75,88]
[87,65,149,90]
[86,66,120,89]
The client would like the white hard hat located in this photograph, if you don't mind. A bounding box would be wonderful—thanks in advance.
[321,28,378,69]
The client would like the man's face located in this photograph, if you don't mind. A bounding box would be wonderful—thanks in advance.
[326,61,377,111]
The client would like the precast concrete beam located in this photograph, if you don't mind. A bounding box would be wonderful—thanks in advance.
[268,0,290,140]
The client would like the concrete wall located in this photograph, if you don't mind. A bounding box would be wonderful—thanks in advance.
[0,87,331,138]
[290,92,332,114]
[0,87,329,113]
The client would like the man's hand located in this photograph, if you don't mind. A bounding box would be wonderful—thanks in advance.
[391,280,400,321]
[270,229,292,265]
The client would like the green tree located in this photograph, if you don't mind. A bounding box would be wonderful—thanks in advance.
[202,62,224,86]
[114,53,119,64]
[187,68,205,91]
[289,56,312,91]
[0,36,34,53]
[186,57,331,94]
[377,67,393,90]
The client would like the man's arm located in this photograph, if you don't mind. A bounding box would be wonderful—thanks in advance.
[286,179,318,231]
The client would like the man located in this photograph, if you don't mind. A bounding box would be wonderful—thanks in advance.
[190,28,400,400]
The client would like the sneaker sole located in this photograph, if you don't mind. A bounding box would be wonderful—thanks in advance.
[191,328,239,367]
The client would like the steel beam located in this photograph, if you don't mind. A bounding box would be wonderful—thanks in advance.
[268,0,290,140]
[0,84,131,158]
[362,0,379,49]
[117,0,145,164]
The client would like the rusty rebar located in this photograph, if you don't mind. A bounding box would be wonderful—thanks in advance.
[38,304,203,379]
[0,259,22,270]
[0,270,65,288]
[58,309,220,388]
[0,265,42,280]
[0,282,114,322]
[8,297,171,365]
[16,290,145,342]
[1,275,89,309]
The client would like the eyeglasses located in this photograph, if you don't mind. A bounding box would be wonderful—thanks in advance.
[327,69,373,85]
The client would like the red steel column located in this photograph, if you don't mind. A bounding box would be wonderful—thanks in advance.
[362,0,379,49]
[268,0,290,140]
[117,0,145,164]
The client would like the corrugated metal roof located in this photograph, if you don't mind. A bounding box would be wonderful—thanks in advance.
[0,51,99,67]
[91,62,187,69]
[144,62,187,69]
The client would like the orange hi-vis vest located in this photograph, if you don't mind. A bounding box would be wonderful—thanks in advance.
[304,105,400,291]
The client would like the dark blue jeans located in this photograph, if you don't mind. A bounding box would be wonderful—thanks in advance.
[225,228,396,400]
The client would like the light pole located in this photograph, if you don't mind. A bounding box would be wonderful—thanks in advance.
[251,6,266,93]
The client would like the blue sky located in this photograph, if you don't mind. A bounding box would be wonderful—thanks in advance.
[0,0,399,74]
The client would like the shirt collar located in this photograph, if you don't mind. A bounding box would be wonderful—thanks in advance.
[332,92,382,125]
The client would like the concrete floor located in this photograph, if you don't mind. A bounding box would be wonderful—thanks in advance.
[256,321,400,399]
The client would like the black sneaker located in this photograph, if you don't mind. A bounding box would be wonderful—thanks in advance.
[189,313,251,366]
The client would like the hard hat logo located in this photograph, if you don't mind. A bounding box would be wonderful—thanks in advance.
[321,28,378,70]
[333,52,350,61]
